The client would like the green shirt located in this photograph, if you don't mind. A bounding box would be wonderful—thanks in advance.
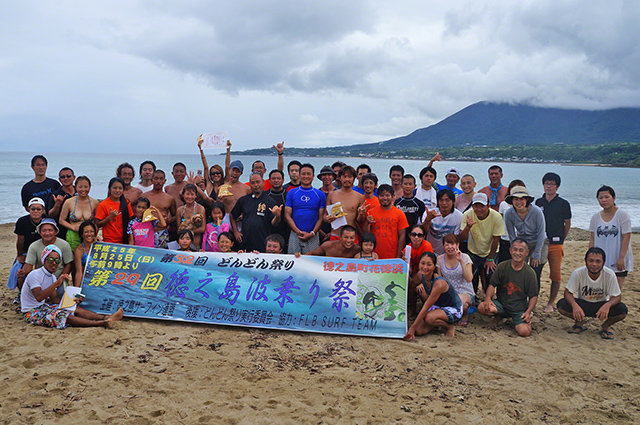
[490,260,538,312]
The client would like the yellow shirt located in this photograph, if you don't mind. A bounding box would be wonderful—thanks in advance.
[461,208,504,257]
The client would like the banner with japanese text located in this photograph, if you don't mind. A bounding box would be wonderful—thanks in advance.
[81,242,408,338]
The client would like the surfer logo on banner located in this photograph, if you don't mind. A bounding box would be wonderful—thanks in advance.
[197,132,228,149]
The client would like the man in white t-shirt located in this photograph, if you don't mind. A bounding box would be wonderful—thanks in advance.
[557,247,627,339]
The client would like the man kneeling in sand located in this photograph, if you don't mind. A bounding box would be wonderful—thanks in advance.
[478,239,539,337]
[557,247,627,339]
[302,225,361,258]
[21,245,124,329]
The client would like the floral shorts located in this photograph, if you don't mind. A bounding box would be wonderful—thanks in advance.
[25,304,70,329]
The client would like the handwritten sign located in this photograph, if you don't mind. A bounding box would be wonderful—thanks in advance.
[200,132,227,149]
[80,242,408,338]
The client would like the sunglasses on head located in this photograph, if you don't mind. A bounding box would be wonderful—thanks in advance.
[46,257,61,264]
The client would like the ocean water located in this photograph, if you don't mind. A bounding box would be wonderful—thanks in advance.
[3,151,640,230]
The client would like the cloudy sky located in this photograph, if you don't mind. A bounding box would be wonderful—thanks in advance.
[1,1,639,153]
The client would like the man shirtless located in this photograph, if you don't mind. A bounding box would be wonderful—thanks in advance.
[145,170,177,248]
[304,225,361,258]
[478,165,509,211]
[389,165,405,199]
[219,160,251,224]
[135,160,156,193]
[325,166,365,240]
[165,162,188,208]
[116,163,143,203]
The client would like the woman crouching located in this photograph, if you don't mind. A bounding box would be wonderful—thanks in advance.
[21,245,123,329]
[404,251,463,340]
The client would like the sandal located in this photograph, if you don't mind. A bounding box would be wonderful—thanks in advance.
[568,325,587,334]
[600,330,614,340]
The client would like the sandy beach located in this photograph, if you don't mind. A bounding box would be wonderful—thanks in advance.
[1,222,639,424]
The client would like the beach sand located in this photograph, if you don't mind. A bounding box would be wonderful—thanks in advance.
[1,222,638,424]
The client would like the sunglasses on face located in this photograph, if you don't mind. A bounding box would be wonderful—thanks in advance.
[211,171,221,176]
[60,174,73,179]
[409,232,425,238]
[30,207,43,212]
[46,257,61,264]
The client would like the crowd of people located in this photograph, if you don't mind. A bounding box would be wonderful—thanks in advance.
[9,147,631,338]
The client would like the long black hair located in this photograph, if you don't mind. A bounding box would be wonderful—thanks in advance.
[108,177,131,244]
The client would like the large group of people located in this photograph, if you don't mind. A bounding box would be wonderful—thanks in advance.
[10,148,631,338]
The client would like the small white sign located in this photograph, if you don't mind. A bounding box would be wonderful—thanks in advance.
[201,132,228,149]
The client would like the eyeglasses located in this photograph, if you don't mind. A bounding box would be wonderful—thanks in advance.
[409,232,425,238]
[59,174,73,179]
[45,257,61,264]
[543,182,557,187]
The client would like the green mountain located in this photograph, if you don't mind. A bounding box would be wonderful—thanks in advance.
[240,101,640,166]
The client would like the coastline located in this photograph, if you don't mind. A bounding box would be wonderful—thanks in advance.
[1,223,638,423]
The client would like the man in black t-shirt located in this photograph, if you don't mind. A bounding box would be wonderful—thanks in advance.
[266,169,289,246]
[394,174,425,240]
[12,197,49,292]
[230,173,282,252]
[535,172,572,313]
[21,155,61,213]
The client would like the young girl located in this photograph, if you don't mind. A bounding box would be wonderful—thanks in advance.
[177,229,195,252]
[405,251,463,340]
[437,233,474,326]
[95,177,133,244]
[127,197,167,247]
[202,201,230,252]
[356,232,378,260]
[74,220,98,286]
[59,176,98,251]
[176,184,207,249]
[217,232,236,253]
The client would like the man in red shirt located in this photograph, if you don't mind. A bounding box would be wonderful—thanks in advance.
[366,184,408,259]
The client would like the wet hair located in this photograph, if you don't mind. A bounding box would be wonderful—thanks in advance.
[107,177,131,244]
[488,165,503,173]
[377,184,394,196]
[389,165,404,176]
[356,164,371,173]
[402,174,416,184]
[74,175,91,188]
[419,166,437,181]
[340,224,357,236]
[596,185,615,198]
[585,247,606,263]
[436,188,455,209]
[442,233,459,245]
[59,167,74,175]
[133,196,150,209]
[338,165,357,178]
[31,155,48,167]
[177,228,194,242]
[116,162,135,179]
[139,160,157,182]
[269,169,285,179]
[79,220,98,242]
[265,234,285,251]
[210,201,225,215]
[418,251,437,265]
[409,224,426,234]
[542,172,561,187]
[360,232,377,248]
[300,163,315,174]
[361,172,378,185]
[287,160,302,172]
[173,162,187,171]
[219,231,235,244]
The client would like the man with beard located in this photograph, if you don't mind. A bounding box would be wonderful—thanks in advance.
[557,247,627,339]
[116,163,143,203]
[325,165,365,241]
[303,225,361,258]
[230,172,281,252]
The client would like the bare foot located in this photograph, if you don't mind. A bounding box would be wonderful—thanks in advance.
[444,324,455,338]
[543,304,554,313]
[107,308,124,322]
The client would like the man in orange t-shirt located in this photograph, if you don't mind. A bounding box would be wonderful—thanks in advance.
[366,184,409,259]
